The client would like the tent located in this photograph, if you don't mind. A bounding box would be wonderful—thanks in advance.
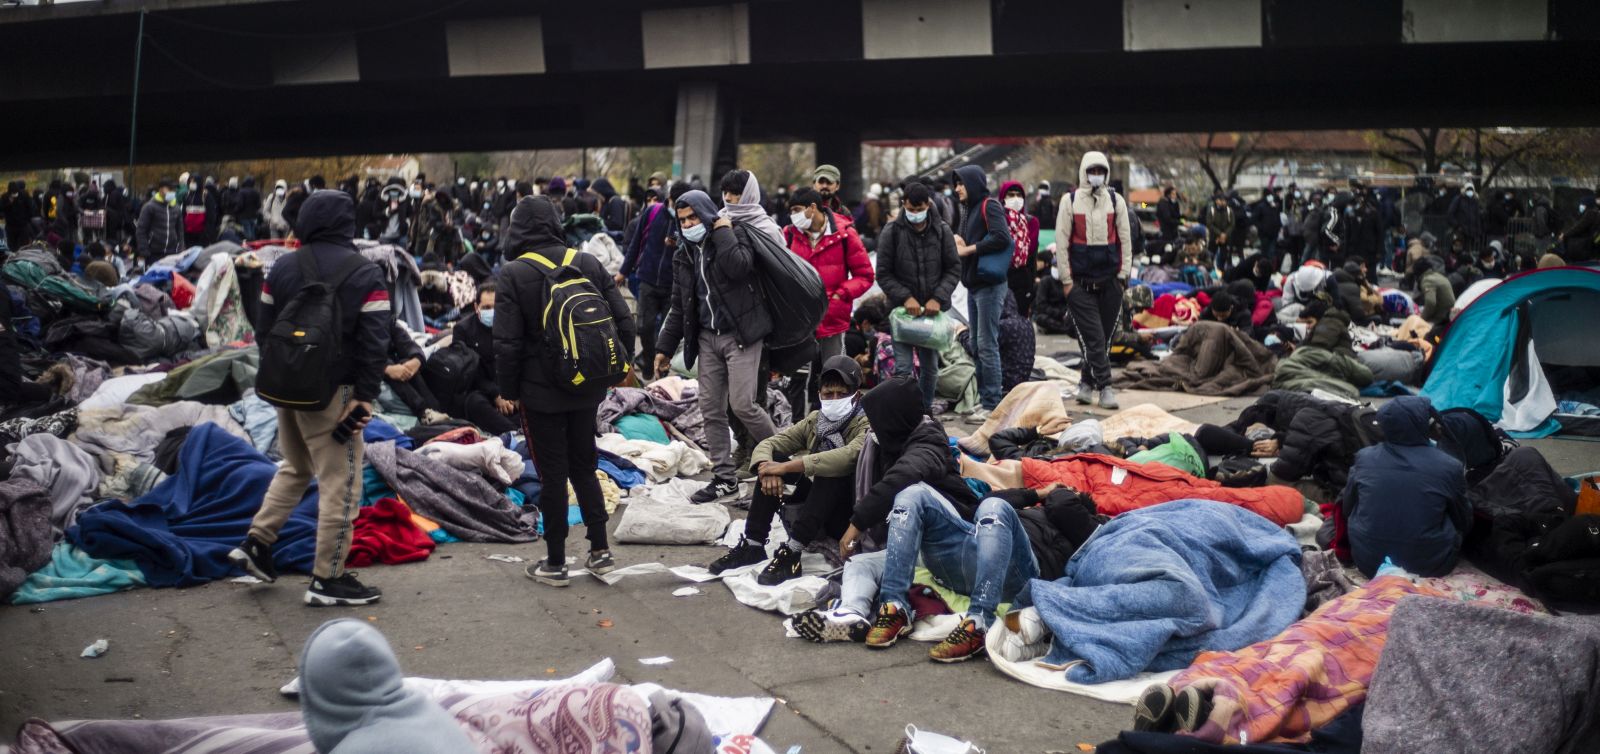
[1422,266,1600,438]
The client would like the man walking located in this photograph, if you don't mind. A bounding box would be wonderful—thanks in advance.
[229,190,391,607]
[1055,151,1132,409]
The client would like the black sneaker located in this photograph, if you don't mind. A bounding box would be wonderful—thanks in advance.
[526,559,569,587]
[304,572,381,606]
[690,479,738,504]
[1173,686,1213,732]
[228,536,278,583]
[793,603,871,643]
[585,549,616,575]
[1133,684,1177,732]
[756,543,803,586]
[708,537,767,575]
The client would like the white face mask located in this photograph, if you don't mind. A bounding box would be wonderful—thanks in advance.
[791,210,811,230]
[819,397,855,422]
[1004,197,1025,211]
[682,222,707,243]
[904,208,928,224]
[1087,174,1106,188]
[275,187,286,197]
[1049,266,1060,281]
[409,189,422,199]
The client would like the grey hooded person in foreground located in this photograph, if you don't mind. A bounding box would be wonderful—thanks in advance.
[298,619,475,754]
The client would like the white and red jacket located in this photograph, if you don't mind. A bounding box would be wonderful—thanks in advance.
[1054,150,1133,283]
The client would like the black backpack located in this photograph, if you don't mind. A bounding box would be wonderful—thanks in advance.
[422,339,480,405]
[516,249,629,391]
[255,250,367,411]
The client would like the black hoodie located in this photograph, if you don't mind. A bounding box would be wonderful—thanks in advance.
[258,190,390,401]
[594,178,630,233]
[493,196,635,406]
[852,377,979,530]
[952,165,1010,289]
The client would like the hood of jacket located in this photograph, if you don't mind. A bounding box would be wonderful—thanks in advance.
[861,377,925,454]
[999,180,1026,203]
[503,196,568,261]
[593,178,617,200]
[299,620,427,753]
[1078,151,1111,191]
[294,190,357,249]
[677,189,721,227]
[952,165,990,208]
[274,179,288,191]
[1378,396,1434,447]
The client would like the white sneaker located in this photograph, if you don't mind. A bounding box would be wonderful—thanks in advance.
[963,409,991,425]
[1098,387,1120,410]
[1075,382,1094,404]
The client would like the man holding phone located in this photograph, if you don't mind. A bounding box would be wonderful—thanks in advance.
[230,190,390,607]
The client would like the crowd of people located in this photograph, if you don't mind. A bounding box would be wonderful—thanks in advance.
[4,150,1599,753]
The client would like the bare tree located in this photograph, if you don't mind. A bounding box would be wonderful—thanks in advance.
[1365,127,1458,175]
[1180,132,1266,194]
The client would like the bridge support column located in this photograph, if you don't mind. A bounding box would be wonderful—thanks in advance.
[673,82,739,185]
[814,129,862,206]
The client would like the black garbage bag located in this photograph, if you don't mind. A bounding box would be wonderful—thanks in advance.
[739,224,824,349]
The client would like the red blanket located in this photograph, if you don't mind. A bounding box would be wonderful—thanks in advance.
[1020,454,1303,526]
[347,497,437,567]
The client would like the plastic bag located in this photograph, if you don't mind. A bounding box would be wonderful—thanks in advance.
[613,498,729,545]
[741,225,825,348]
[889,307,954,351]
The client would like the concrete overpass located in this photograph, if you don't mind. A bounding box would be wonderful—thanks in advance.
[2,0,1596,197]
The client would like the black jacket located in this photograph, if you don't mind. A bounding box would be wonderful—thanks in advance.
[988,427,1060,461]
[1229,389,1381,490]
[874,213,960,308]
[654,191,771,367]
[1031,275,1072,334]
[952,165,1011,290]
[450,315,498,397]
[1343,396,1470,578]
[854,379,979,530]
[493,196,635,407]
[989,487,1102,581]
[136,199,183,258]
[258,191,391,402]
[1156,196,1181,240]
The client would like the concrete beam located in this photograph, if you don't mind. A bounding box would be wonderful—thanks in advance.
[1403,0,1549,43]
[643,3,750,69]
[862,0,992,60]
[1124,0,1262,51]
[447,16,546,77]
[272,37,358,85]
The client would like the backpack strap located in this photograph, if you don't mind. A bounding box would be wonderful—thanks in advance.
[517,248,580,271]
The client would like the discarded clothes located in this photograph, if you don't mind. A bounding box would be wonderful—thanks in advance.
[363,440,537,543]
[347,498,436,568]
[5,433,101,536]
[0,479,54,601]
[9,542,146,605]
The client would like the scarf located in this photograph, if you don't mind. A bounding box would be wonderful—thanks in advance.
[1006,206,1031,269]
[812,402,860,453]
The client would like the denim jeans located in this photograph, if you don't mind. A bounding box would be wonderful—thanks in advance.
[891,340,939,411]
[877,484,1039,629]
[840,549,886,618]
[966,284,1005,409]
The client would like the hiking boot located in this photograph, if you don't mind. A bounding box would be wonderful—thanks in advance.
[1075,382,1094,404]
[525,559,569,587]
[929,618,987,663]
[1133,684,1178,732]
[690,478,738,504]
[708,537,767,575]
[228,536,278,583]
[963,409,990,426]
[1173,686,1213,732]
[865,603,912,648]
[584,549,616,576]
[1098,387,1120,410]
[305,572,381,606]
[794,604,870,643]
[756,543,803,586]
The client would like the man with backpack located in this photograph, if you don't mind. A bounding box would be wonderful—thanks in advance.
[1055,151,1133,410]
[495,195,635,587]
[229,190,391,607]
[951,165,1013,423]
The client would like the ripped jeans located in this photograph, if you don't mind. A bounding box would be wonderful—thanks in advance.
[877,483,1039,629]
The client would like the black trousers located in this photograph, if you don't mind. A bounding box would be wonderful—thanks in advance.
[463,390,518,435]
[636,282,673,363]
[384,376,440,418]
[521,405,609,565]
[744,460,855,546]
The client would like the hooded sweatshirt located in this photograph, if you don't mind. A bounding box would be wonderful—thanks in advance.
[1054,151,1132,283]
[593,178,630,232]
[654,190,772,365]
[299,619,475,754]
[952,165,1012,289]
[852,377,980,530]
[1341,396,1470,578]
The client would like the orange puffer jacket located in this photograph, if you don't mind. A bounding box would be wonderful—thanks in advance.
[1020,454,1303,526]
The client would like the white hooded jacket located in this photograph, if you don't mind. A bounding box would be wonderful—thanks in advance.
[1054,151,1132,282]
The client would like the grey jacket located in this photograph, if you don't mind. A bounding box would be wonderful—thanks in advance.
[136,200,183,258]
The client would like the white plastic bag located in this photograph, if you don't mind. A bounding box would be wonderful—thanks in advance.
[613,499,729,545]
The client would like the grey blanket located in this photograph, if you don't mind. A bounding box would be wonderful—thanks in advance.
[363,441,537,544]
[0,480,54,601]
[6,434,101,537]
[1364,595,1600,754]
[72,403,248,469]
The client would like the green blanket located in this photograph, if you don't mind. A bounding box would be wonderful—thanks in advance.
[1273,346,1374,399]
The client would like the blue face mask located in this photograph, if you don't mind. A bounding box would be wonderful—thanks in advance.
[478,309,495,327]
[682,222,708,243]
[905,209,928,224]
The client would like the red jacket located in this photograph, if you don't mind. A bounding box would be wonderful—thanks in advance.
[783,211,875,338]
[1019,454,1304,527]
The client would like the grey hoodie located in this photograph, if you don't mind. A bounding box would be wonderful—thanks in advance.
[299,619,475,754]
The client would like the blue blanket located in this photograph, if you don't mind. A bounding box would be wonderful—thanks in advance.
[1031,499,1304,683]
[9,543,147,604]
[67,423,319,587]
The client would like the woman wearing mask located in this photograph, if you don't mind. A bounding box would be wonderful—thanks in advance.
[264,180,291,239]
[1000,181,1041,318]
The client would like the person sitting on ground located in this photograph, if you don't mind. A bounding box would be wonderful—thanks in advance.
[447,281,518,435]
[1415,255,1457,328]
[1340,396,1470,578]
[1198,290,1248,330]
[709,356,869,584]
[1031,248,1074,335]
[78,242,119,289]
[845,297,896,389]
[382,321,443,423]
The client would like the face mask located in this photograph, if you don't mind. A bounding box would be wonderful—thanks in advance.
[481,232,491,240]
[164,192,176,203]
[409,189,422,199]
[682,223,707,243]
[1264,333,1282,347]
[819,396,855,422]
[458,178,466,185]
[1293,191,1302,199]
[470,182,479,192]
[484,202,492,210]
[1049,266,1060,281]
[943,189,953,197]
[1465,190,1475,197]
[905,209,928,224]
[790,210,811,229]
[188,183,198,191]
[477,309,495,327]
[496,181,506,190]
[1004,197,1025,211]
[275,187,285,197]
[1087,174,1106,187]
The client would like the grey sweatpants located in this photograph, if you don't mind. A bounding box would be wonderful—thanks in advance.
[1067,278,1125,391]
[697,331,775,481]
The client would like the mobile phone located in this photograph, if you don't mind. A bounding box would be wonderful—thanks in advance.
[331,405,370,445]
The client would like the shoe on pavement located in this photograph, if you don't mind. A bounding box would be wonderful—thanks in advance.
[963,409,991,425]
[1173,685,1213,732]
[756,543,803,586]
[526,559,570,587]
[929,618,987,663]
[865,603,912,648]
[1098,387,1120,410]
[708,537,767,575]
[1075,382,1094,404]
[228,536,278,583]
[794,605,870,643]
[690,478,738,504]
[585,549,616,576]
[1134,684,1178,732]
[305,572,381,606]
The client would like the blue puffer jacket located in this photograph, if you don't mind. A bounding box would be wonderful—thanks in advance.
[1341,396,1471,578]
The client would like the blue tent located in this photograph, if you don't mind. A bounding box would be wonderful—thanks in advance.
[1422,267,1600,438]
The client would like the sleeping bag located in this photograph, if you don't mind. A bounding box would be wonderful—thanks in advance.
[1020,453,1304,526]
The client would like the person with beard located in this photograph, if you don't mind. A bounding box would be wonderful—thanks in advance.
[229,190,391,607]
[495,196,635,587]
[813,164,847,214]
